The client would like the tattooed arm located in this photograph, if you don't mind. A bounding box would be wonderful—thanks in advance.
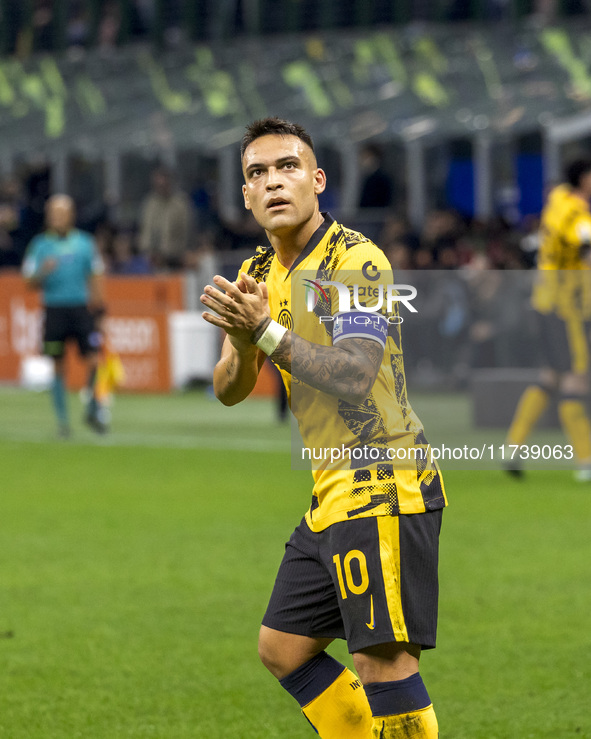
[277,333,382,405]
[202,273,383,406]
[253,316,383,405]
[213,334,266,406]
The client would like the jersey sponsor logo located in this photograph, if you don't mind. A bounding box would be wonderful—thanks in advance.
[60,252,76,264]
[362,261,381,281]
[277,308,293,330]
[366,594,375,630]
[305,279,417,315]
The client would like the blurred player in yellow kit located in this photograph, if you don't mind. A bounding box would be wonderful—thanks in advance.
[506,159,591,479]
[201,118,445,738]
[95,349,125,405]
[93,319,125,424]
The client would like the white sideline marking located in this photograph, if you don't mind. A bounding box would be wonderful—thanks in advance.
[0,429,290,453]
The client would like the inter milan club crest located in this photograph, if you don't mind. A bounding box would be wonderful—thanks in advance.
[277,300,293,330]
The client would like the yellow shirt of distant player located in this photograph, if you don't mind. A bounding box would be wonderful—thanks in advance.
[532,184,591,320]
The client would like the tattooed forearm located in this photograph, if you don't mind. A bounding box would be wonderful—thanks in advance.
[270,334,383,404]
[213,337,262,406]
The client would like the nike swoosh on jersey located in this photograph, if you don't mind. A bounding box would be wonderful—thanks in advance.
[366,595,375,630]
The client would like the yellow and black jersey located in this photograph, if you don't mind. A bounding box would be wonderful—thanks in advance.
[238,214,447,533]
[532,184,591,320]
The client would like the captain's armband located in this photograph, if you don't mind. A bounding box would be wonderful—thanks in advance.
[332,311,388,348]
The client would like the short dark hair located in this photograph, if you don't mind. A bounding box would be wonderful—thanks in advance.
[240,117,315,158]
[565,158,591,188]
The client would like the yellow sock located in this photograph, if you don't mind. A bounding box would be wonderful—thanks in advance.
[371,704,438,738]
[507,385,550,446]
[302,667,372,738]
[558,399,591,462]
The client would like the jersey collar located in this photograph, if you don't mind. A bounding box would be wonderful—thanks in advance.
[286,212,335,277]
[47,229,75,239]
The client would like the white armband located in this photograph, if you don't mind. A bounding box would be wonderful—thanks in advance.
[255,320,287,356]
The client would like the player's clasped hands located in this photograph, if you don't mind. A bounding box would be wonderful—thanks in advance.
[200,272,270,345]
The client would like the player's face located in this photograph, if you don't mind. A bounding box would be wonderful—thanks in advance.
[242,134,326,236]
[46,197,75,236]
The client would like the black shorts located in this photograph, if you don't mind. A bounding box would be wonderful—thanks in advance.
[42,305,101,358]
[535,311,590,375]
[262,511,443,653]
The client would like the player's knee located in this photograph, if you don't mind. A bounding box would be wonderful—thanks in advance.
[353,642,421,684]
[257,627,286,677]
[258,626,327,680]
[257,629,298,679]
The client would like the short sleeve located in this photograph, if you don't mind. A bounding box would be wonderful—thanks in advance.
[235,258,253,282]
[334,243,394,297]
[21,238,42,279]
[329,243,396,348]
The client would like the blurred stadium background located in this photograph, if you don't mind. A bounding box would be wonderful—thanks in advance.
[1,1,591,737]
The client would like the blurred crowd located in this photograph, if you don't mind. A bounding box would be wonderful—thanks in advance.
[0,153,541,277]
[377,209,537,273]
[0,156,548,386]
[0,157,541,277]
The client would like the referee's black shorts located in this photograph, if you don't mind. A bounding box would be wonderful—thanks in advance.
[42,305,101,358]
[262,510,442,653]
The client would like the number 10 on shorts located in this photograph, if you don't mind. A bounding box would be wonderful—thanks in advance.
[333,550,370,599]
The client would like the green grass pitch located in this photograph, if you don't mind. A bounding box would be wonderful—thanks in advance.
[0,386,589,738]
